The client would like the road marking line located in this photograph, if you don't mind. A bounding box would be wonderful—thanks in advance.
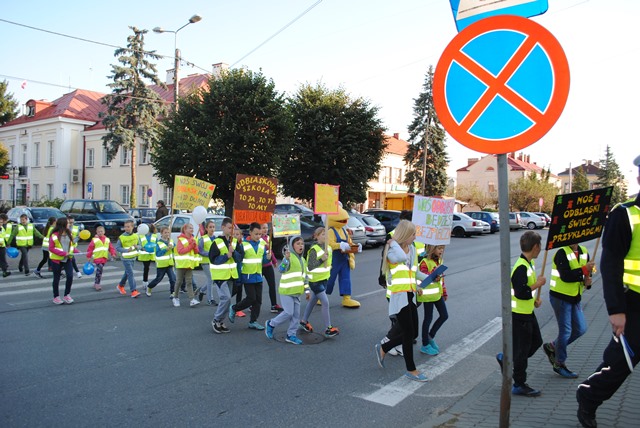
[357,317,502,406]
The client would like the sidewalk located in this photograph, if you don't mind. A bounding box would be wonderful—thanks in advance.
[423,278,640,427]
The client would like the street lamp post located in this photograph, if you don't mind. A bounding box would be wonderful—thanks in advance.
[153,14,202,113]
[12,165,18,207]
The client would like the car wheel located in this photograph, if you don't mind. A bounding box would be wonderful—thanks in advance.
[452,226,465,238]
[526,222,535,230]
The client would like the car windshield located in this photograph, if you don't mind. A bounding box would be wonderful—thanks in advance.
[31,209,64,221]
[98,201,127,214]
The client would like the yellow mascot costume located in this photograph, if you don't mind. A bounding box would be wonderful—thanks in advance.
[326,203,362,308]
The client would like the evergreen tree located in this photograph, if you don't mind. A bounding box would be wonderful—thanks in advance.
[571,165,589,193]
[101,27,166,208]
[404,66,449,196]
[0,80,19,126]
[595,145,627,204]
[280,83,386,207]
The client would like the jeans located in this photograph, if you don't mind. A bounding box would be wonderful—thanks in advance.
[52,260,74,298]
[234,282,263,322]
[550,294,587,364]
[421,298,449,345]
[18,246,29,273]
[148,266,176,290]
[119,258,137,291]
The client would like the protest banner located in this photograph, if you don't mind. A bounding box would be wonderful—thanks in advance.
[412,196,456,245]
[314,183,340,214]
[545,186,613,250]
[272,214,301,237]
[233,174,278,224]
[172,175,216,211]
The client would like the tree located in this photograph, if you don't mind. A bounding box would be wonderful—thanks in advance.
[571,165,590,193]
[404,66,449,196]
[100,27,166,208]
[509,171,558,212]
[595,145,627,205]
[153,68,293,215]
[0,144,9,175]
[280,83,387,207]
[0,80,19,126]
[456,184,498,210]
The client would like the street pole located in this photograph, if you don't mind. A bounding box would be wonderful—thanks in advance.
[174,47,180,113]
[12,166,17,207]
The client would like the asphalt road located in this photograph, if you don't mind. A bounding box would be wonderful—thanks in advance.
[0,228,596,427]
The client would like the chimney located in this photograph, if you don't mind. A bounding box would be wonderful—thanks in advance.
[526,154,530,163]
[393,133,399,140]
[166,69,175,85]
[509,152,515,158]
[586,160,592,165]
[212,62,229,79]
[468,158,479,166]
[517,152,523,161]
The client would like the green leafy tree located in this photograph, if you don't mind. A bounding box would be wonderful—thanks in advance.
[595,145,627,204]
[572,165,590,193]
[456,184,498,210]
[509,172,558,212]
[0,80,19,126]
[404,66,449,196]
[100,27,166,208]
[0,144,9,176]
[153,68,293,215]
[280,83,386,207]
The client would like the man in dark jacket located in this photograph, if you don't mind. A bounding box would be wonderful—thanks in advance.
[156,200,169,220]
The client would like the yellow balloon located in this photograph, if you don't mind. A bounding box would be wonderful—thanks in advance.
[79,229,91,240]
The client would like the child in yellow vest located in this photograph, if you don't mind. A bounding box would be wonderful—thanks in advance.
[86,226,117,291]
[137,223,157,288]
[10,214,44,276]
[418,245,448,355]
[115,220,142,298]
[146,227,176,296]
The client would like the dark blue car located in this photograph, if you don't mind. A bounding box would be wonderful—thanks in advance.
[465,211,500,233]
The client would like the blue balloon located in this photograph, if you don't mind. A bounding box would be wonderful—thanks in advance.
[144,243,156,253]
[7,247,19,258]
[82,262,95,275]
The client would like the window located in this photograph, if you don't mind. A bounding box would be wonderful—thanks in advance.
[47,184,53,200]
[102,184,111,200]
[33,142,40,167]
[120,185,130,205]
[102,147,111,167]
[172,216,189,233]
[120,148,130,165]
[139,185,149,206]
[47,140,54,166]
[22,144,27,167]
[394,168,403,184]
[163,186,172,207]
[32,184,39,200]
[140,143,150,164]
[488,181,496,193]
[87,148,95,168]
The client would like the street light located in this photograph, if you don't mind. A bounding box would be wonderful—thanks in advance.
[11,165,19,207]
[153,14,202,112]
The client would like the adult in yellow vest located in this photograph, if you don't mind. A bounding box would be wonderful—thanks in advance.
[115,220,142,298]
[0,213,10,277]
[48,217,77,304]
[577,155,640,428]
[172,223,200,308]
[375,220,428,382]
[34,217,57,279]
[196,220,218,305]
[10,213,44,276]
[543,244,594,379]
[210,217,244,334]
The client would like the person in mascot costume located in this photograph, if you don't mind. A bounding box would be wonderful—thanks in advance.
[326,203,362,308]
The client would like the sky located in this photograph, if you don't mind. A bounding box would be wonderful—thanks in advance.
[1,0,638,181]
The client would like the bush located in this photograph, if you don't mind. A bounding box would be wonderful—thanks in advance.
[30,198,65,209]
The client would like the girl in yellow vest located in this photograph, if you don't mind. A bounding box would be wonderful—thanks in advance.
[48,217,76,304]
[418,245,449,356]
[265,236,309,345]
[146,227,176,297]
[34,217,57,279]
[172,223,200,308]
[115,220,141,298]
[300,227,339,338]
[86,226,117,291]
[196,220,218,305]
[375,220,428,382]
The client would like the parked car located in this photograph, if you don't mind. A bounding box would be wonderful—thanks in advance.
[60,199,134,237]
[346,215,368,248]
[153,214,225,244]
[351,212,386,247]
[274,203,314,216]
[128,208,157,226]
[6,206,67,245]
[517,212,546,230]
[534,212,551,227]
[465,211,500,233]
[271,215,325,259]
[451,213,484,237]
[363,209,402,233]
[479,220,491,234]
[509,213,522,230]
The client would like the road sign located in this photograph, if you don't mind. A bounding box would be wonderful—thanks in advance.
[63,183,67,194]
[147,188,153,198]
[433,15,570,154]
[87,181,93,193]
[449,0,548,31]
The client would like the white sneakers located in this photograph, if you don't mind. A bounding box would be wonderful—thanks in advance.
[190,299,200,307]
[172,298,180,307]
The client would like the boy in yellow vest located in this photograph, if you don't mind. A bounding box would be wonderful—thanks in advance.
[497,230,546,396]
[115,220,141,298]
[10,214,44,276]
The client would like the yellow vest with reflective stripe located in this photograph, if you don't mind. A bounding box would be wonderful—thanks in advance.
[0,225,5,247]
[155,240,174,268]
[71,225,79,239]
[174,237,197,269]
[622,203,640,294]
[307,244,332,282]
[279,254,307,295]
[137,234,158,262]
[417,258,443,302]
[3,223,11,242]
[42,228,52,250]
[49,233,77,261]
[210,237,239,280]
[118,234,140,259]
[387,249,418,294]
[242,240,265,275]
[16,224,34,247]
[199,235,215,265]
[550,245,588,297]
[511,257,536,314]
[91,237,110,260]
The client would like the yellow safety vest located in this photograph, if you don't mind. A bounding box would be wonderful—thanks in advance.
[42,228,53,250]
[511,257,536,314]
[118,234,140,259]
[155,240,174,268]
[0,225,5,248]
[137,234,158,262]
[417,258,443,302]
[71,225,79,239]
[4,223,12,242]
[622,203,640,293]
[174,236,196,269]
[49,233,77,262]
[16,224,34,247]
[306,244,332,282]
[387,248,418,294]
[279,254,308,295]
[550,245,588,297]
[241,240,266,275]
[91,237,110,260]
[210,237,239,280]
[199,235,215,265]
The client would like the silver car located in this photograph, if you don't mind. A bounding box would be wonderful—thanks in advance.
[346,215,368,247]
[351,212,386,247]
[516,212,546,230]
[154,214,225,244]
